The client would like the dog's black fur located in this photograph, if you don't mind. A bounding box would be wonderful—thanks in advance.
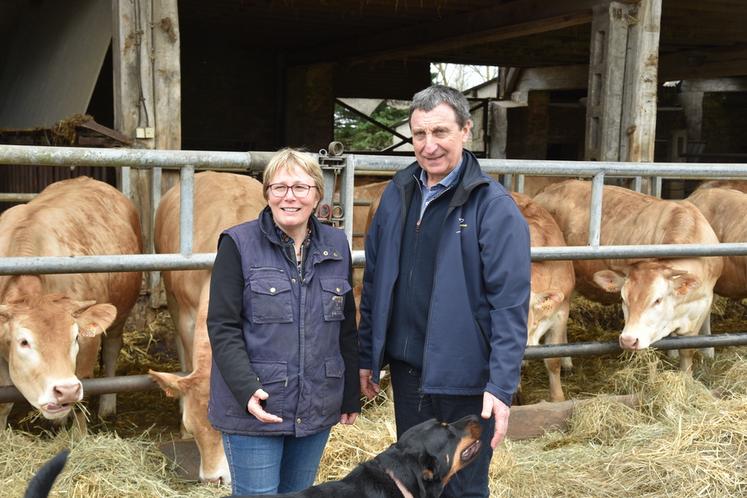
[24,448,69,498]
[233,414,483,498]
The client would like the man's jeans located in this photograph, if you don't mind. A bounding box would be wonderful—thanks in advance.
[222,428,331,495]
[388,359,495,498]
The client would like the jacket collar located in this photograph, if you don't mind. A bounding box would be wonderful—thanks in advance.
[258,206,342,261]
[392,150,489,208]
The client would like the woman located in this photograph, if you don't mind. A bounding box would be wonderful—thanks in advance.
[206,148,359,495]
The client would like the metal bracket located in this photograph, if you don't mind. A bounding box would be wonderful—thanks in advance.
[317,141,346,227]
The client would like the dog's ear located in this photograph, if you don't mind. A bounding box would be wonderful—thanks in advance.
[416,452,446,497]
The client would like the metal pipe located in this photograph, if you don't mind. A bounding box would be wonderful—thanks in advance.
[0,193,36,202]
[0,253,215,274]
[0,144,277,173]
[653,176,663,197]
[149,166,163,300]
[523,332,747,360]
[5,239,747,276]
[3,145,747,178]
[342,155,356,246]
[347,154,747,178]
[351,242,747,267]
[588,173,604,246]
[179,165,195,256]
[0,373,186,404]
[1,331,745,402]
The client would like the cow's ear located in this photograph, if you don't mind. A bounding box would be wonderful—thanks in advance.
[672,273,701,295]
[149,370,184,398]
[593,270,625,293]
[74,303,117,337]
[534,290,565,313]
[0,305,12,323]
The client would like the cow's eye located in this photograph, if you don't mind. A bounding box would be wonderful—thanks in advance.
[19,339,30,348]
[653,298,662,306]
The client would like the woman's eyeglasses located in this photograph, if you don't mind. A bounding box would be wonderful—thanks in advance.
[267,184,317,198]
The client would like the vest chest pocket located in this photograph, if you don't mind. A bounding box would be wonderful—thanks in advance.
[249,278,293,323]
[319,278,351,321]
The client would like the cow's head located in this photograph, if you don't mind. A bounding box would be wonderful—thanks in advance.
[527,289,566,347]
[593,261,707,350]
[148,369,230,484]
[0,293,116,419]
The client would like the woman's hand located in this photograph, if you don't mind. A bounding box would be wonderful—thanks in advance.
[247,388,283,423]
[359,369,380,400]
[340,412,358,425]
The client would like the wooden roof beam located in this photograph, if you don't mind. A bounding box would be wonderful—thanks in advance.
[660,45,747,80]
[289,0,637,66]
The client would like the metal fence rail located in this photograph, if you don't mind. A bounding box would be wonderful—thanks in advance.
[2,144,747,398]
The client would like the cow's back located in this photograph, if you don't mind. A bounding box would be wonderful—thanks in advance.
[155,171,265,312]
[688,187,747,298]
[0,176,142,315]
[534,179,721,301]
[511,192,575,298]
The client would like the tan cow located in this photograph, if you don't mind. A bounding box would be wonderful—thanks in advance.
[0,177,142,426]
[687,187,747,299]
[149,171,265,484]
[534,180,723,372]
[352,180,388,251]
[697,180,747,193]
[511,192,575,402]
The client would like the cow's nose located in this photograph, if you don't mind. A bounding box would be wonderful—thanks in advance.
[619,334,638,350]
[53,382,81,404]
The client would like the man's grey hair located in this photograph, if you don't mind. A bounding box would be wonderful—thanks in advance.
[409,84,472,128]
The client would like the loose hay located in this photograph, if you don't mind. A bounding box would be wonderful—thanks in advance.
[490,351,747,497]
[0,428,226,497]
[3,352,747,497]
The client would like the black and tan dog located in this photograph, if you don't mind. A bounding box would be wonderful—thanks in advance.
[235,414,483,498]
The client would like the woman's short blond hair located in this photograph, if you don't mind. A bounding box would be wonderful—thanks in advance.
[262,148,325,202]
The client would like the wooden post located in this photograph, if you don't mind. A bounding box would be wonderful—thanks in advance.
[112,0,181,308]
[584,2,631,161]
[620,0,662,163]
[525,91,551,160]
[285,63,335,151]
[488,102,509,160]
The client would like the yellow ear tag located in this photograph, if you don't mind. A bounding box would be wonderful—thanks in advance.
[81,324,98,337]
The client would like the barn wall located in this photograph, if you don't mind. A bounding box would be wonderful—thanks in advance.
[335,60,430,99]
[180,25,279,151]
[702,92,747,156]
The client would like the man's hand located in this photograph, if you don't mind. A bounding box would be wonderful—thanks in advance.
[247,388,283,423]
[340,412,358,425]
[359,369,380,400]
[481,391,511,449]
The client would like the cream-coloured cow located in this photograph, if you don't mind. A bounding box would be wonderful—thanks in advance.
[697,179,747,193]
[534,180,723,372]
[149,171,265,484]
[511,192,575,402]
[0,177,142,426]
[688,187,747,299]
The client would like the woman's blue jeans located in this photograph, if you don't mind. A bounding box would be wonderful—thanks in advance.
[222,428,331,495]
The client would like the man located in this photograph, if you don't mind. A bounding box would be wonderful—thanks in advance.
[358,84,531,497]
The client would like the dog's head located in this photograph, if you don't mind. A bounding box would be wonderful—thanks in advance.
[388,414,482,497]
